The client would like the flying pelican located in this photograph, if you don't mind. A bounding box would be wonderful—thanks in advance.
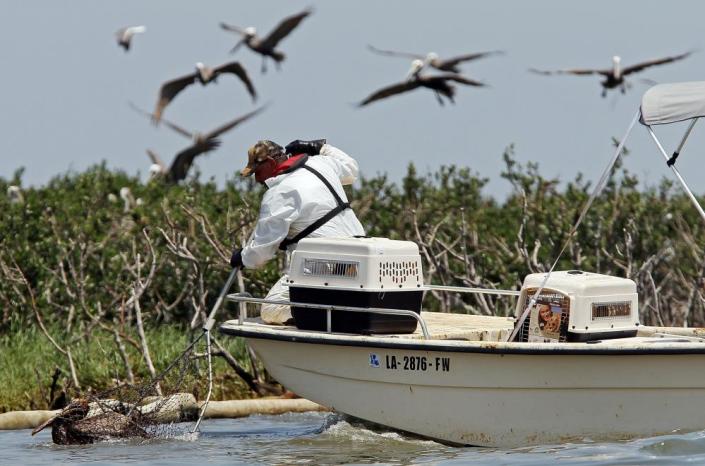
[530,51,693,97]
[358,64,485,107]
[220,8,312,73]
[368,45,503,73]
[153,61,256,124]
[131,104,266,183]
[405,59,425,80]
[7,185,24,205]
[115,25,146,52]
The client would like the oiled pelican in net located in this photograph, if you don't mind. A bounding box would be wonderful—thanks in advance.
[31,399,150,445]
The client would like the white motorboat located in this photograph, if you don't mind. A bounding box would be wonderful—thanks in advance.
[220,82,705,447]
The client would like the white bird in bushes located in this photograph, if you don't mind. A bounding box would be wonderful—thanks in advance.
[7,185,24,205]
[119,187,136,213]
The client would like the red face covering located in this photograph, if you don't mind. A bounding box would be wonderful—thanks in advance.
[254,154,307,184]
[254,158,278,184]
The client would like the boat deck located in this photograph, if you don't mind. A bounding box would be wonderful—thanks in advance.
[403,312,514,341]
[239,312,514,341]
[221,308,705,352]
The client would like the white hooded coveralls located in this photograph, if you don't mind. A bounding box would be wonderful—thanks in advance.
[241,144,365,323]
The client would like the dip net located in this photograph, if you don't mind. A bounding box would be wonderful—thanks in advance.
[40,270,241,444]
[45,336,209,443]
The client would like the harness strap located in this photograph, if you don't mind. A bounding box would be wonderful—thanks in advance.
[279,164,351,251]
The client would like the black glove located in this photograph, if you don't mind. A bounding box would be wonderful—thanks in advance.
[230,248,244,269]
[285,139,326,156]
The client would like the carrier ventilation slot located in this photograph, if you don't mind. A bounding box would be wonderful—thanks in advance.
[378,260,420,285]
[302,259,359,279]
[591,301,631,320]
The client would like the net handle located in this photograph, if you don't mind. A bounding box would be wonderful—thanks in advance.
[192,267,240,433]
[203,267,240,332]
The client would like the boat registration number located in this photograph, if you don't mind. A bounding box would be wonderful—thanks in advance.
[370,353,450,372]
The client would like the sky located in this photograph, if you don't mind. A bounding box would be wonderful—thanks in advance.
[1,0,704,199]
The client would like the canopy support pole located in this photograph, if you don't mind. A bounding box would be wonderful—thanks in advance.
[646,125,705,225]
[506,109,641,342]
[667,118,698,166]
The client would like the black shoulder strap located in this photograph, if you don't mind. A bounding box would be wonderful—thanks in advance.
[279,164,350,251]
[302,165,346,206]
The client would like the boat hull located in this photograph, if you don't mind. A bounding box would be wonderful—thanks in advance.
[244,336,705,447]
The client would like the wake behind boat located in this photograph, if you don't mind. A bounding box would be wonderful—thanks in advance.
[220,82,705,447]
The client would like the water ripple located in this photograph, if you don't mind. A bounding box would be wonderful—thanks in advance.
[7,412,705,465]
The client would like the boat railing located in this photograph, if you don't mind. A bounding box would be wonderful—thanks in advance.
[424,284,521,296]
[226,293,432,339]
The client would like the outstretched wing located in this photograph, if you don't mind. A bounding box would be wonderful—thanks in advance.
[115,27,128,41]
[367,44,424,60]
[260,8,312,50]
[146,150,167,171]
[436,51,503,70]
[153,72,198,123]
[168,139,221,183]
[129,102,194,139]
[219,22,247,36]
[622,51,693,75]
[429,73,486,87]
[528,67,610,76]
[213,61,257,101]
[358,81,421,107]
[205,105,267,140]
[116,25,145,41]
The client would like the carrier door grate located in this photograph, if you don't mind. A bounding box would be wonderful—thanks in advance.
[302,259,359,279]
[591,301,631,320]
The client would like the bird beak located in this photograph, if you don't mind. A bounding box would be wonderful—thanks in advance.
[32,415,57,435]
[230,39,246,54]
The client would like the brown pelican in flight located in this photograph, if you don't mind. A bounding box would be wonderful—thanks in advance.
[115,25,146,52]
[530,51,693,97]
[153,61,256,124]
[368,45,503,73]
[358,59,485,107]
[220,8,312,73]
[131,103,266,183]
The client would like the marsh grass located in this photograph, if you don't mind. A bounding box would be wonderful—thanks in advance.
[0,324,253,413]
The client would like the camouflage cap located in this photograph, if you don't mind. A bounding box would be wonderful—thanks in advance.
[240,140,285,177]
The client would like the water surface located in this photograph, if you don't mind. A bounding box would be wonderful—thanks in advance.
[5,412,705,465]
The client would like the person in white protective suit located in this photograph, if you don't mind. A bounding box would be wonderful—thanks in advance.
[230,139,365,324]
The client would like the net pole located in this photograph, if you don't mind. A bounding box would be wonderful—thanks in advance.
[192,330,214,433]
[506,109,641,342]
[191,267,239,433]
[203,267,240,332]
